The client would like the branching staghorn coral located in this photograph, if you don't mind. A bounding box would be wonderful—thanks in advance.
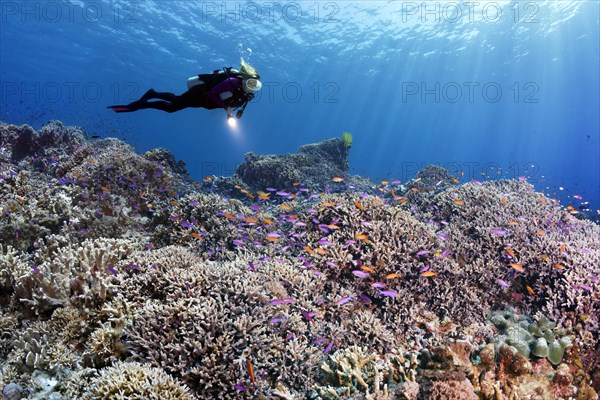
[314,345,420,399]
[81,361,193,400]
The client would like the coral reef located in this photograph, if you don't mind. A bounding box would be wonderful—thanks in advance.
[0,120,598,400]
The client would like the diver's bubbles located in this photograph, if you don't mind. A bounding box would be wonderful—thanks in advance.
[237,46,253,63]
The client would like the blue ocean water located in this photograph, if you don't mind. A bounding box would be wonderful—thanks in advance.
[1,0,598,216]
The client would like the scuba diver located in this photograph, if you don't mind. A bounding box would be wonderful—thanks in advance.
[107,60,261,120]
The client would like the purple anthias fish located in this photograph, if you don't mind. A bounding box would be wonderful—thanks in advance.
[358,294,372,304]
[379,290,398,298]
[302,311,316,321]
[416,250,430,256]
[270,298,295,306]
[497,278,509,288]
[491,228,508,235]
[371,282,386,289]
[318,237,333,246]
[352,270,369,278]
[336,296,353,305]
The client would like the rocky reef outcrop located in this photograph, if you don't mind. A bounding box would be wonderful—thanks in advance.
[235,138,350,191]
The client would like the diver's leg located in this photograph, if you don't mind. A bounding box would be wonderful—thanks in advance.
[146,90,177,101]
[136,101,186,113]
[108,99,184,113]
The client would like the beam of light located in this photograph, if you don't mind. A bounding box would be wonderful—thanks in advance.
[227,116,237,129]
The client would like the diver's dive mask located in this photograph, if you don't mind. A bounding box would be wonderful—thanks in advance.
[244,78,262,94]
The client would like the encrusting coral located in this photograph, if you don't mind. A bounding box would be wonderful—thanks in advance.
[0,120,598,399]
[488,307,572,365]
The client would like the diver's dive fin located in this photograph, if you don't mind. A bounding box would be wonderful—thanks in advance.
[107,105,134,113]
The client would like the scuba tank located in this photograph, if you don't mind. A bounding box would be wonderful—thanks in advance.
[187,75,204,89]
[188,67,242,89]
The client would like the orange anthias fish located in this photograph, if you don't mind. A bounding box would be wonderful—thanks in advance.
[100,186,110,192]
[315,248,327,255]
[355,234,369,240]
[386,273,399,279]
[559,243,567,255]
[280,204,293,211]
[501,197,508,205]
[224,213,236,220]
[322,202,335,207]
[245,217,258,224]
[304,246,315,255]
[258,193,270,200]
[263,218,274,225]
[526,285,535,296]
[246,359,255,385]
[553,263,565,269]
[354,201,365,211]
[332,177,344,182]
[454,199,464,205]
[509,263,525,272]
[504,247,516,258]
[191,232,202,240]
[421,271,437,277]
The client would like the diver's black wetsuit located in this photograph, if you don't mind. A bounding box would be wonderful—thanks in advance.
[127,85,219,113]
[108,70,251,114]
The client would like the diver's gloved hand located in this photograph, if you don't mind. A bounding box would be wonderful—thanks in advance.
[236,110,244,119]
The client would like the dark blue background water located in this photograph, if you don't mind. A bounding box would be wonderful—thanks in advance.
[1,0,599,216]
